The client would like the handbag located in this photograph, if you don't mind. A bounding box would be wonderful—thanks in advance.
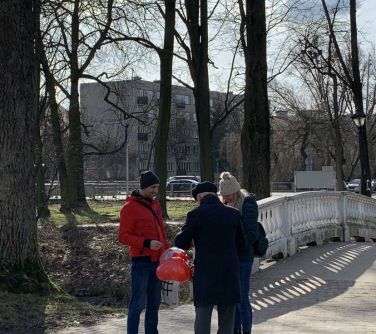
[253,222,268,257]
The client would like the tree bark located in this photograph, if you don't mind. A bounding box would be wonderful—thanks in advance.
[65,0,88,209]
[0,0,50,292]
[185,0,214,181]
[36,16,71,212]
[66,76,88,208]
[349,0,371,195]
[330,76,345,191]
[154,0,176,218]
[35,101,51,219]
[240,0,271,199]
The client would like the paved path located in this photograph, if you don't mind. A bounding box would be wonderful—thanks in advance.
[53,242,376,334]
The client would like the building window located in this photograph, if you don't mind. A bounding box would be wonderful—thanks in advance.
[176,94,190,105]
[167,162,174,171]
[192,129,199,138]
[140,161,147,171]
[138,124,149,133]
[178,162,191,171]
[185,146,191,155]
[147,90,154,101]
[137,96,148,105]
[138,143,145,153]
[193,146,199,154]
[138,133,148,141]
[193,162,200,171]
[177,110,185,118]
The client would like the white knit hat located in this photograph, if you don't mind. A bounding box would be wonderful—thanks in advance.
[219,172,241,196]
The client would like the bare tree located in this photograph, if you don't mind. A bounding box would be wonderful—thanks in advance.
[153,0,176,217]
[38,0,152,210]
[0,0,50,292]
[238,0,271,199]
[320,0,372,194]
[173,0,214,181]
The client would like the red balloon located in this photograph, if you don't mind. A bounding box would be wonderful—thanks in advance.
[160,247,189,264]
[156,257,192,283]
[173,251,189,262]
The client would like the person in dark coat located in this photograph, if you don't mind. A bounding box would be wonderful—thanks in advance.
[219,172,259,334]
[175,181,246,334]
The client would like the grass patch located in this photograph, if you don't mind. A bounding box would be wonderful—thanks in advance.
[45,199,196,226]
[0,292,120,333]
[47,201,122,226]
[167,200,197,221]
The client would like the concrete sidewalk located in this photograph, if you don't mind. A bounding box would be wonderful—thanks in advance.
[53,242,376,334]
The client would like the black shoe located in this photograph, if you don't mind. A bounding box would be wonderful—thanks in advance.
[233,330,241,334]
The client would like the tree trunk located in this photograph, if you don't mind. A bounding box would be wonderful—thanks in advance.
[35,102,50,220]
[185,0,214,181]
[331,76,345,191]
[0,0,50,292]
[240,0,270,199]
[65,0,88,209]
[34,14,50,220]
[350,0,371,195]
[66,77,88,208]
[46,78,71,211]
[154,0,176,218]
[35,0,72,212]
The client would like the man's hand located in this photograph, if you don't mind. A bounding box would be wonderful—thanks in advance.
[150,240,163,250]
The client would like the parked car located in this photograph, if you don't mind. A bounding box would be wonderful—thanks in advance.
[167,175,201,183]
[48,195,61,204]
[166,179,199,193]
[372,179,376,191]
[346,179,360,193]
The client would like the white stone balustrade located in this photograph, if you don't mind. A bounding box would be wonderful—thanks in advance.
[257,191,376,260]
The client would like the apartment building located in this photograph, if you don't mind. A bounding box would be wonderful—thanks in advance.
[80,78,232,180]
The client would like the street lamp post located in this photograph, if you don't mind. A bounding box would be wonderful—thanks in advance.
[351,112,372,196]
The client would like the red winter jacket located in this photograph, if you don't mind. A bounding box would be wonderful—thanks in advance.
[118,191,169,262]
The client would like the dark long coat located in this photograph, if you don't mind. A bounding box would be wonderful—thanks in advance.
[175,194,246,307]
[238,194,259,261]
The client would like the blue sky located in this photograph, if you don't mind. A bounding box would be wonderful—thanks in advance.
[127,1,376,91]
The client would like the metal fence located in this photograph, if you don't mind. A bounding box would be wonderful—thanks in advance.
[46,180,296,202]
[46,181,139,199]
[46,180,195,200]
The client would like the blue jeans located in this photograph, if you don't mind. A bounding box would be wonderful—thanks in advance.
[127,261,162,334]
[234,260,253,332]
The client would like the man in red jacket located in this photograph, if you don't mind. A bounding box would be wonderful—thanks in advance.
[119,171,169,334]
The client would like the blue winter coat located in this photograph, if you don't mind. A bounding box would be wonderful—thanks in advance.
[175,194,246,307]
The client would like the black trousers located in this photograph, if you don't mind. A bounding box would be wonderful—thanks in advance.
[194,304,236,334]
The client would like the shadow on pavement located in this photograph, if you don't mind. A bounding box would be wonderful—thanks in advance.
[251,242,376,324]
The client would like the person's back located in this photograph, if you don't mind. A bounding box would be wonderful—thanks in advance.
[175,181,246,334]
[219,171,259,334]
[181,194,242,306]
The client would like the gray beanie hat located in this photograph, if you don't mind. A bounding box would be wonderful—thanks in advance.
[219,172,240,196]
